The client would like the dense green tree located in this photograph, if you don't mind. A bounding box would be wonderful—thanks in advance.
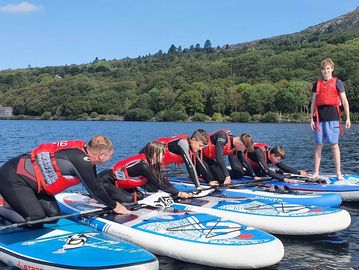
[1,17,359,121]
[178,90,205,116]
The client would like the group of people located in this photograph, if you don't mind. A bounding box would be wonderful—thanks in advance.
[0,57,351,226]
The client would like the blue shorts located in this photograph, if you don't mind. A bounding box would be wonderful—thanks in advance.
[313,121,340,145]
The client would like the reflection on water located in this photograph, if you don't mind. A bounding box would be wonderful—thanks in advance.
[0,121,358,269]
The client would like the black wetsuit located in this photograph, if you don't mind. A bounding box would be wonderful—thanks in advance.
[229,151,256,179]
[140,138,204,188]
[246,148,301,181]
[98,160,180,203]
[0,149,117,224]
[197,131,241,183]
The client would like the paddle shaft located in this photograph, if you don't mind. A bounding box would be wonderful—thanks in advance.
[0,208,111,231]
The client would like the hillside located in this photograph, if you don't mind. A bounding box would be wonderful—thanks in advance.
[0,6,358,122]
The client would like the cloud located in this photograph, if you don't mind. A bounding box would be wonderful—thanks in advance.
[0,1,42,14]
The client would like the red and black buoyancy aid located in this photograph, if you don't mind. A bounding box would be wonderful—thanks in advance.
[245,143,270,169]
[31,140,85,195]
[201,129,235,160]
[314,77,342,133]
[112,154,148,189]
[156,135,189,166]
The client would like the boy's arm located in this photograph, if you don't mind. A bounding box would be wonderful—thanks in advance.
[310,92,316,131]
[340,92,351,129]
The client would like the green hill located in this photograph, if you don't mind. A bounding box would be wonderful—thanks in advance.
[1,6,359,122]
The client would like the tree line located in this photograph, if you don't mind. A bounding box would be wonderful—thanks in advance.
[1,33,359,122]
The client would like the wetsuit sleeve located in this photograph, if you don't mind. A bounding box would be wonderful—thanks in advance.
[67,150,117,209]
[195,155,213,183]
[276,162,300,175]
[214,136,230,177]
[177,139,201,188]
[127,161,179,196]
[97,168,116,184]
[237,151,256,177]
[255,149,285,181]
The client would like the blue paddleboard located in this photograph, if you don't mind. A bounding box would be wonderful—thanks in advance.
[56,192,284,269]
[233,174,359,201]
[169,177,342,207]
[0,210,158,270]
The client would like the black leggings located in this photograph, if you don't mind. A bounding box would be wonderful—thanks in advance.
[196,159,227,184]
[0,155,61,224]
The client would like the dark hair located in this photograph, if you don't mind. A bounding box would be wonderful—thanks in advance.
[190,129,209,145]
[269,145,286,159]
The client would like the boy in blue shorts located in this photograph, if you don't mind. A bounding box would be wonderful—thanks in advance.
[310,58,351,181]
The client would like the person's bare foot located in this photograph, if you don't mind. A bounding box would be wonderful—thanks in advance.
[337,175,345,181]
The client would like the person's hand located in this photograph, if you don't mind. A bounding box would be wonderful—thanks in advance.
[346,118,351,129]
[208,181,219,187]
[299,170,308,177]
[284,178,297,183]
[113,202,131,215]
[223,176,231,185]
[254,176,262,180]
[310,119,315,131]
[178,191,190,199]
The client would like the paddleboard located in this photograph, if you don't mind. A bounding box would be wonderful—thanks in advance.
[56,192,284,269]
[0,215,158,270]
[169,177,342,207]
[171,194,351,235]
[238,174,359,201]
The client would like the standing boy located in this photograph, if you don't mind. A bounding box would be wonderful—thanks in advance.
[310,58,351,181]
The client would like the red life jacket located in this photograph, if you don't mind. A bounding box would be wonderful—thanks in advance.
[201,129,235,160]
[245,143,270,169]
[112,154,148,189]
[156,135,188,166]
[31,140,85,195]
[314,77,342,133]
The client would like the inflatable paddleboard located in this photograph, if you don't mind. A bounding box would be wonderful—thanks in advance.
[0,216,158,270]
[56,192,284,269]
[237,174,359,201]
[172,194,351,235]
[169,177,342,207]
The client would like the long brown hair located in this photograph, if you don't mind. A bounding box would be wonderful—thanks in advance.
[144,141,166,180]
[240,133,254,152]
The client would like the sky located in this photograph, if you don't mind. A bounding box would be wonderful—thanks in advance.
[0,0,358,70]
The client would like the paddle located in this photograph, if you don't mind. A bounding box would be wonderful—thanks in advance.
[0,207,111,231]
[218,177,275,189]
[280,173,328,184]
[169,177,284,198]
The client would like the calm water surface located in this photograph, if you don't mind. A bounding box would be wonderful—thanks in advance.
[0,120,358,269]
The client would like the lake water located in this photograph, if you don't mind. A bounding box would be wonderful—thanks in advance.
[0,120,358,269]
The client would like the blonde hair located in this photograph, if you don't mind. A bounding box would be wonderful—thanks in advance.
[87,135,114,153]
[240,133,254,152]
[320,58,335,70]
[144,141,166,180]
